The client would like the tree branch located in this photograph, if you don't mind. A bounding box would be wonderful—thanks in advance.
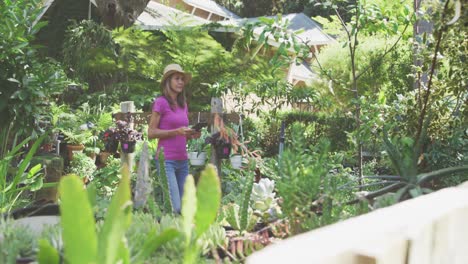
[355,21,411,80]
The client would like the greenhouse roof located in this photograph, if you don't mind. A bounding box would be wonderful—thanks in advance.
[183,0,240,19]
[136,1,209,30]
[218,13,334,46]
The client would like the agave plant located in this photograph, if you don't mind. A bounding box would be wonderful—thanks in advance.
[348,118,468,204]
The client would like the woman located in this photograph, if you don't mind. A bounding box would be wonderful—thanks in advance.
[148,64,201,213]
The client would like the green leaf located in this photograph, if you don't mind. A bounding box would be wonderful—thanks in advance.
[97,165,133,264]
[87,182,97,208]
[6,135,45,193]
[29,177,43,191]
[27,163,42,178]
[59,174,98,263]
[409,187,422,198]
[182,175,197,243]
[132,228,179,263]
[37,239,60,264]
[116,240,130,264]
[194,165,221,237]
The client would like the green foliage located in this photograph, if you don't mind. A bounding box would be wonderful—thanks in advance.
[313,37,413,106]
[63,20,117,86]
[240,168,256,231]
[251,110,354,157]
[0,219,37,263]
[38,166,178,264]
[57,174,99,264]
[272,124,345,234]
[92,156,122,196]
[0,0,67,136]
[37,239,60,264]
[181,164,222,264]
[224,203,257,232]
[381,123,468,200]
[157,150,173,214]
[223,165,259,232]
[0,134,46,213]
[187,128,210,155]
[68,152,97,181]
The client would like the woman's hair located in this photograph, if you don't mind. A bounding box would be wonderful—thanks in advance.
[162,73,186,109]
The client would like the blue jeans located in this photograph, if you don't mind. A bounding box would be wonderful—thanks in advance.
[156,160,189,213]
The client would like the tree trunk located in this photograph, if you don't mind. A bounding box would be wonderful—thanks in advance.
[95,0,150,29]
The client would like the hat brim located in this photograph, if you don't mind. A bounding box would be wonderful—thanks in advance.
[160,70,192,87]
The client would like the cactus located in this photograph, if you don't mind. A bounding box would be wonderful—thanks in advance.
[240,169,256,231]
[158,150,172,213]
[225,203,257,232]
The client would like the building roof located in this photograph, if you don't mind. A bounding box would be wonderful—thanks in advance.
[136,1,209,30]
[183,0,240,19]
[218,13,334,46]
[288,61,317,85]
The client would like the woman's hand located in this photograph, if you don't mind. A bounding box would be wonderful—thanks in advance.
[189,130,202,139]
[176,127,195,137]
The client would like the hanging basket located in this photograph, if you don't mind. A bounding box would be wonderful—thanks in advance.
[121,141,136,153]
[189,152,207,166]
[230,155,243,169]
[215,142,231,159]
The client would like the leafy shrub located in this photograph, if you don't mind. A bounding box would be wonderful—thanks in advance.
[67,152,97,181]
[92,156,121,197]
[269,124,357,234]
[0,219,36,262]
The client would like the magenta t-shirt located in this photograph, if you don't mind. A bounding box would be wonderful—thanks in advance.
[152,97,189,160]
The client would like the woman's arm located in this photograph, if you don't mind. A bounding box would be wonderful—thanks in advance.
[148,111,193,139]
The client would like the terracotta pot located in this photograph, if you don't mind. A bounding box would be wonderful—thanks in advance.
[66,144,84,161]
[99,152,112,165]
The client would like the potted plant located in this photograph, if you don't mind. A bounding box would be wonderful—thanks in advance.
[67,152,97,184]
[60,127,93,161]
[188,128,209,166]
[85,146,100,162]
[210,115,260,169]
[115,120,143,153]
[100,127,119,153]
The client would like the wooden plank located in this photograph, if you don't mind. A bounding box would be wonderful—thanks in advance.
[247,186,468,264]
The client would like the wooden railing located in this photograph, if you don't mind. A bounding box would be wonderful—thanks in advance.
[247,182,468,264]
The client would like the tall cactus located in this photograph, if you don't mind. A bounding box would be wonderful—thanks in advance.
[240,169,255,230]
[157,150,172,213]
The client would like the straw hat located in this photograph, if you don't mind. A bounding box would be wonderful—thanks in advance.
[160,64,192,87]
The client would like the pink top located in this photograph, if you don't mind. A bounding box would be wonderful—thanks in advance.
[152,97,189,160]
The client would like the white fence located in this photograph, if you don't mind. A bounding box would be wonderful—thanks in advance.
[248,182,468,264]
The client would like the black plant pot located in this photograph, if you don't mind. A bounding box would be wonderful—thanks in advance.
[121,141,136,153]
[105,140,119,153]
[215,142,231,159]
[8,203,60,219]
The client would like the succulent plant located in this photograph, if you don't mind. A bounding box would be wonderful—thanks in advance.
[251,178,282,222]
